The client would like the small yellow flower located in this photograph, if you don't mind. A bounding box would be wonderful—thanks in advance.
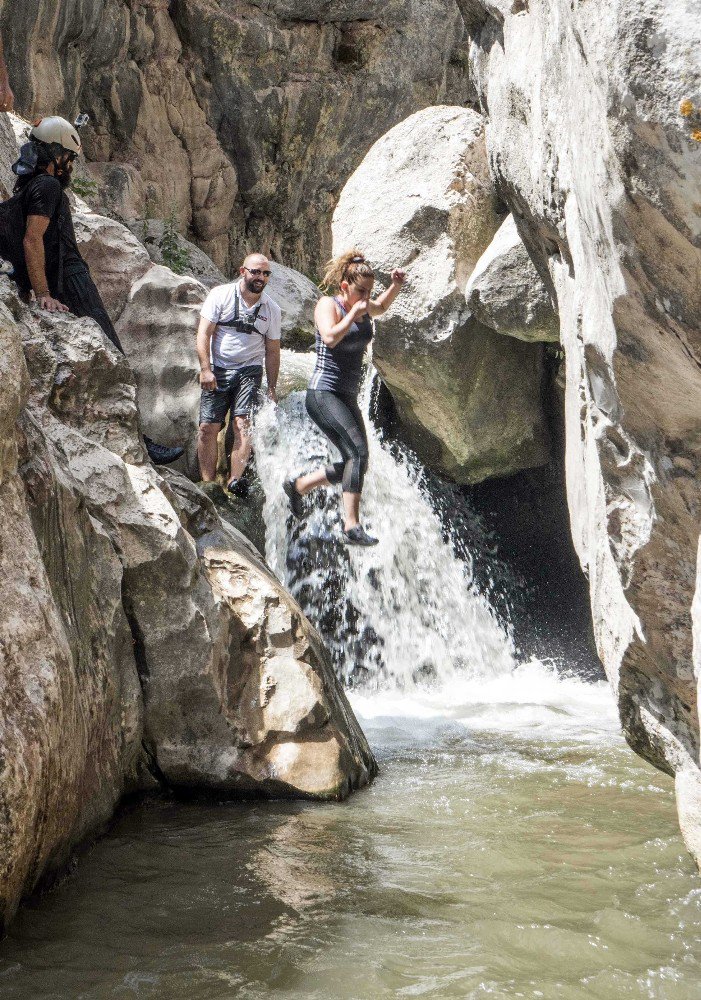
[691,129,701,143]
[680,99,694,117]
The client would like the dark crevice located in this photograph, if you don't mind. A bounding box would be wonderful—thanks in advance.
[121,582,168,789]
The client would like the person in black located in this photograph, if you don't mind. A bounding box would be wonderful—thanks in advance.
[283,249,406,546]
[13,116,182,465]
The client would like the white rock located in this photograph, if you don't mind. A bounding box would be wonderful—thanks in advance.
[115,264,205,476]
[333,104,550,483]
[465,214,559,342]
[267,262,320,349]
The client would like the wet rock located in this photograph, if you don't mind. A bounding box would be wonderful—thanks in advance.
[198,479,267,558]
[333,105,550,484]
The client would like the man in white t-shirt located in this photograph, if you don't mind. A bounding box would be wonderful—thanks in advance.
[196,253,281,495]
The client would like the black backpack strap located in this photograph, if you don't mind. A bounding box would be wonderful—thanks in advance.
[217,286,263,334]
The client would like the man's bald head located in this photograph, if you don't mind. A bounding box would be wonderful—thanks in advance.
[242,253,270,271]
[239,253,272,299]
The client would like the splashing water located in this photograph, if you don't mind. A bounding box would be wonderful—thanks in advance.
[255,359,518,692]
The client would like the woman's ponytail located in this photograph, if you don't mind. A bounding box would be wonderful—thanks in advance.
[320,249,374,292]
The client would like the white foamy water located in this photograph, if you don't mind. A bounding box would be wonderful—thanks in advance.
[254,361,616,750]
[350,659,620,745]
[254,363,515,692]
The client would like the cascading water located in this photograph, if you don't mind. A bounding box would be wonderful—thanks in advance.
[254,357,516,692]
[254,355,616,742]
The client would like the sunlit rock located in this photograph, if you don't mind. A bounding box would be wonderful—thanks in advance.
[0,274,376,930]
[333,104,550,484]
[465,214,559,343]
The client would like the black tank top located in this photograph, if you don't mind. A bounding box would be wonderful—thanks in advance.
[309,296,373,396]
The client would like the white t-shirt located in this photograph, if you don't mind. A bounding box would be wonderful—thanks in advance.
[201,280,282,369]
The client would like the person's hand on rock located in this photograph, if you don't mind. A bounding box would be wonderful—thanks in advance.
[38,294,69,313]
[390,268,406,286]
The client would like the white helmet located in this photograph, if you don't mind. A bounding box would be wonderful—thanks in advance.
[29,116,82,156]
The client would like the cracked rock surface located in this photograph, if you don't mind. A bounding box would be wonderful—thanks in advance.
[0,276,375,931]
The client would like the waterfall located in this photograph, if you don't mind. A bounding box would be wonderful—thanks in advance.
[253,356,516,692]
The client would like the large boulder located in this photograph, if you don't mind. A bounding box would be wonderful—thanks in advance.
[333,105,550,484]
[468,0,701,858]
[72,210,152,319]
[267,263,320,350]
[0,285,143,933]
[465,214,560,342]
[115,264,205,476]
[0,277,376,931]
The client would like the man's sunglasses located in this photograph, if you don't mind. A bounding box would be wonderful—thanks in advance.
[244,267,272,277]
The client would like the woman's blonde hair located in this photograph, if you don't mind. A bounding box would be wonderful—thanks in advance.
[320,249,374,292]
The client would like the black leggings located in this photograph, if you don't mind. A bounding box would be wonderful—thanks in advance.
[305,388,369,493]
[60,267,125,355]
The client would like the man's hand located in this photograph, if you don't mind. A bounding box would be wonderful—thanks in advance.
[200,368,217,391]
[390,269,407,286]
[267,385,278,404]
[37,294,69,313]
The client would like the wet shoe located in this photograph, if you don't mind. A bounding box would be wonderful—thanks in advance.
[283,478,305,519]
[342,525,378,546]
[144,436,184,465]
[227,478,250,499]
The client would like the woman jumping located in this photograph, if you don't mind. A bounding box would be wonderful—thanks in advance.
[283,250,406,546]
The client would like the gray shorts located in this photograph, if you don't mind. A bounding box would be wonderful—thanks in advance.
[199,364,263,425]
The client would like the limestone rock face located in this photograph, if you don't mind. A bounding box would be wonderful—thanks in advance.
[0,286,143,933]
[468,1,701,857]
[0,277,375,930]
[115,264,205,477]
[333,105,550,484]
[128,219,227,290]
[465,214,559,343]
[0,0,472,274]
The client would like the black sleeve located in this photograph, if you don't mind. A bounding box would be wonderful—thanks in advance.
[23,174,62,221]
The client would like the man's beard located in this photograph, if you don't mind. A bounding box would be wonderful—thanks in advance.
[243,276,264,294]
[57,166,72,188]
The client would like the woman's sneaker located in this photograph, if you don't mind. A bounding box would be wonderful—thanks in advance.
[283,478,305,519]
[342,525,378,546]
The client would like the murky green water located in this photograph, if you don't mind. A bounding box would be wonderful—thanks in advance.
[2,674,700,1000]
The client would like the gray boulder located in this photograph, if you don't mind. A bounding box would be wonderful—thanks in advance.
[333,105,550,484]
[465,214,559,343]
